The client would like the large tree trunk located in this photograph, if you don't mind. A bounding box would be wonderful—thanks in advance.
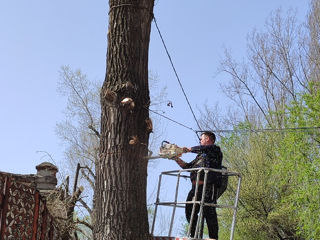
[93,1,154,239]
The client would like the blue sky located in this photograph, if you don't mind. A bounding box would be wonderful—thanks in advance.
[0,0,309,191]
[0,0,310,236]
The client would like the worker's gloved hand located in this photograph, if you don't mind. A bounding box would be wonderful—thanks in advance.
[182,147,190,153]
[169,156,179,161]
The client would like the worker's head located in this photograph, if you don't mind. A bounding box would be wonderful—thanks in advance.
[200,131,216,145]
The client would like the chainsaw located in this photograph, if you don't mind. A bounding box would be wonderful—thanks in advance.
[147,141,187,160]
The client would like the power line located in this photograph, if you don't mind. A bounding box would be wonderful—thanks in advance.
[152,16,202,132]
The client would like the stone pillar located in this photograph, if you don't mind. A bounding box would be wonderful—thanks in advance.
[35,162,58,194]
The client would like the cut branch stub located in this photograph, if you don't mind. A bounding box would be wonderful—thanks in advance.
[129,135,139,145]
[121,97,135,110]
[103,88,117,103]
[122,81,135,91]
[145,118,153,133]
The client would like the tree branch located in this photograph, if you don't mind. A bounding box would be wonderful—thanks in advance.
[75,218,93,230]
[73,163,81,193]
[67,186,84,219]
[88,124,100,138]
[79,198,93,216]
[80,168,95,189]
[81,165,96,179]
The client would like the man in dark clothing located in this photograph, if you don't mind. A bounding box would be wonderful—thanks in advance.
[173,131,222,240]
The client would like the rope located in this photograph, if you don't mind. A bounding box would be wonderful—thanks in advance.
[153,16,202,132]
[109,3,134,14]
[108,3,152,15]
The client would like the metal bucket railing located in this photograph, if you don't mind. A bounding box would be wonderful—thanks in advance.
[151,167,241,240]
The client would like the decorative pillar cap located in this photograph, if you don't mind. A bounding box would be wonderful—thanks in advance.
[36,162,58,173]
[35,162,58,191]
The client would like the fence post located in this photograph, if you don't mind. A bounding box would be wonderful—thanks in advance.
[31,191,40,240]
[0,177,10,239]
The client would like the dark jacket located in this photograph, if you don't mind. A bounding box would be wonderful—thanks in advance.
[183,144,223,185]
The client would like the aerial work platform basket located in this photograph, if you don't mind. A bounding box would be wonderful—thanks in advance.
[153,237,214,240]
[151,167,241,240]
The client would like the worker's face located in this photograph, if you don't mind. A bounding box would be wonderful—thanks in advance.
[200,134,210,145]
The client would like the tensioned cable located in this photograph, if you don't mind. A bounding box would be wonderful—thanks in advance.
[148,105,320,134]
[148,106,320,135]
[198,126,320,133]
[148,108,197,133]
[153,16,202,132]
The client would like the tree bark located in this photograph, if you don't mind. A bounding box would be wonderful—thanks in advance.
[94,1,154,239]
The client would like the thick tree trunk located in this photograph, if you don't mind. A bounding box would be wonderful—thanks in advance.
[94,1,154,239]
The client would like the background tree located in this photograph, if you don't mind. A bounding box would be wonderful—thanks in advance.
[94,1,155,239]
[57,66,100,239]
[57,65,167,238]
[200,1,320,239]
[276,81,320,238]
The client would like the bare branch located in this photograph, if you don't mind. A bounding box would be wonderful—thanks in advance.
[80,168,95,189]
[75,218,93,230]
[88,124,100,138]
[81,165,96,179]
[223,67,271,126]
[67,186,84,219]
[65,175,70,197]
[74,225,93,239]
[60,66,96,127]
[73,163,81,193]
[79,198,93,216]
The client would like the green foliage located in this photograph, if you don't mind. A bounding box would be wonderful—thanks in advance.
[213,1,320,238]
[276,82,320,239]
[219,126,301,240]
[217,83,320,239]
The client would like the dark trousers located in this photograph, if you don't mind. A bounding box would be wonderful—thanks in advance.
[185,184,218,239]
